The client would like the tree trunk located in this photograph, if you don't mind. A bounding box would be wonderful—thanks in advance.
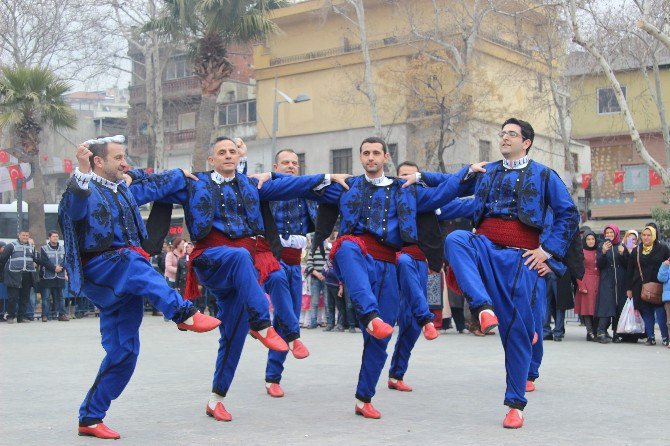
[144,40,158,170]
[193,92,218,171]
[550,78,576,194]
[25,158,47,245]
[351,0,394,172]
[152,36,166,171]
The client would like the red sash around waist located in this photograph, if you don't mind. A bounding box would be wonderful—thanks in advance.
[476,218,540,251]
[255,237,282,285]
[330,233,397,264]
[397,244,427,263]
[281,247,303,266]
[184,230,280,300]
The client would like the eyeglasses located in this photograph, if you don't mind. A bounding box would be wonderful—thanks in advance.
[498,131,522,138]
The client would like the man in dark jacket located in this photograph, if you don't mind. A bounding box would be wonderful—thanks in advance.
[39,231,69,322]
[0,230,57,323]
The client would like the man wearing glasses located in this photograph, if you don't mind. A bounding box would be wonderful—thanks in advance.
[422,118,579,429]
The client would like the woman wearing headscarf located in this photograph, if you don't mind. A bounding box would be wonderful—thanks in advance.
[626,224,670,346]
[595,224,627,343]
[575,231,599,341]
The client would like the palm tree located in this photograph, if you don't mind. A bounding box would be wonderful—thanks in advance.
[148,0,286,170]
[0,66,76,244]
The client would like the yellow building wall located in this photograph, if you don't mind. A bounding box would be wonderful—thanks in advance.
[570,69,670,138]
[255,0,558,139]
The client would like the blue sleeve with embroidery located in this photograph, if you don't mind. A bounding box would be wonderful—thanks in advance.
[258,174,327,201]
[420,168,477,197]
[415,166,473,212]
[127,169,188,206]
[61,178,91,222]
[436,197,475,221]
[311,182,346,204]
[541,170,580,259]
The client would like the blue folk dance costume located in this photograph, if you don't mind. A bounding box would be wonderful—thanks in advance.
[236,160,310,379]
[426,158,579,411]
[264,198,318,384]
[158,171,328,399]
[439,201,567,386]
[317,167,471,405]
[388,210,444,384]
[388,253,430,383]
[59,169,198,427]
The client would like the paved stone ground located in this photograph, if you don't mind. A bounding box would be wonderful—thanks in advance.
[1,316,669,445]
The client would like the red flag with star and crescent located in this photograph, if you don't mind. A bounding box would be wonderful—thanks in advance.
[613,170,625,185]
[581,173,592,189]
[649,169,662,186]
[8,164,25,190]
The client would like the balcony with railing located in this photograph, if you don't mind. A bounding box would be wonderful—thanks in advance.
[129,76,201,104]
[128,130,197,156]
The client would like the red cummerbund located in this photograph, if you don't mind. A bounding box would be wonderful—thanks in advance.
[399,244,427,262]
[477,217,540,251]
[281,247,303,266]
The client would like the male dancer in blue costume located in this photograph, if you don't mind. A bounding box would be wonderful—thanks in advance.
[424,118,579,428]
[233,140,310,373]
[59,136,221,440]
[157,136,350,422]
[438,198,554,395]
[263,148,318,398]
[315,136,486,419]
[387,161,441,393]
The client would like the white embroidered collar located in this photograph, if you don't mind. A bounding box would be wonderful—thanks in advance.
[502,156,529,170]
[211,171,236,184]
[364,174,393,186]
[91,172,123,192]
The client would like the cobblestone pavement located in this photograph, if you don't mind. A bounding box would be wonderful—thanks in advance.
[1,316,669,445]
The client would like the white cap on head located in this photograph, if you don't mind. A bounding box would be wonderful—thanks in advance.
[84,135,125,145]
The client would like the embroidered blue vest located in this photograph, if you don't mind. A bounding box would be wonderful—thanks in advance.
[427,160,578,260]
[59,179,148,295]
[271,199,318,237]
[338,176,418,247]
[182,172,265,240]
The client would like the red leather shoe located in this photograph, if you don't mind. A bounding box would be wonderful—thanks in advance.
[479,310,499,334]
[503,408,524,429]
[206,402,232,421]
[422,322,438,340]
[526,380,536,392]
[78,423,121,439]
[289,339,309,359]
[266,383,285,398]
[177,312,221,333]
[532,332,538,345]
[355,402,381,419]
[388,379,413,392]
[366,317,394,339]
[249,327,289,351]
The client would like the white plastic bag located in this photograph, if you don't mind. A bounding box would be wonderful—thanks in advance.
[617,297,644,334]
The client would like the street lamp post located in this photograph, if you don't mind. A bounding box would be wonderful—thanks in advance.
[271,77,311,157]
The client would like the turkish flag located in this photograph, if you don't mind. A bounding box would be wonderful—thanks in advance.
[8,164,25,190]
[581,173,592,189]
[63,159,73,173]
[649,169,662,186]
[613,170,625,185]
[146,167,154,174]
[0,150,9,163]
